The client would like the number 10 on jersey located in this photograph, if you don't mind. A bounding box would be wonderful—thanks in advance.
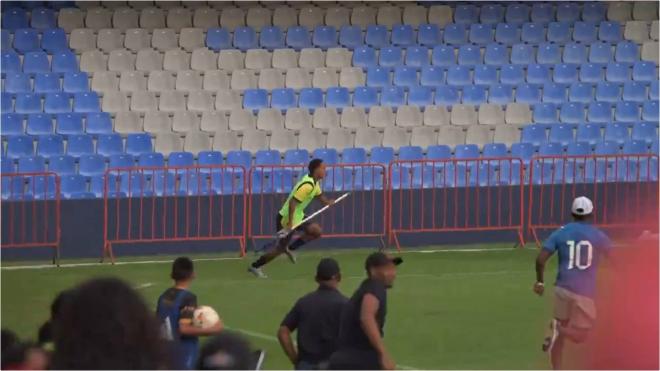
[567,240,593,270]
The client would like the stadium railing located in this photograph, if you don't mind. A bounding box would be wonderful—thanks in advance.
[1,172,61,264]
[102,164,247,263]
[247,163,388,250]
[387,157,526,251]
[527,154,660,246]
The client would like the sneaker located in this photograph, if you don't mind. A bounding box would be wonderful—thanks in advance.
[248,266,268,278]
[542,319,559,353]
[284,247,297,264]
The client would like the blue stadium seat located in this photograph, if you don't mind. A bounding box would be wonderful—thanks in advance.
[431,45,456,67]
[271,88,296,110]
[120,173,154,197]
[312,148,338,164]
[553,64,578,84]
[537,43,561,65]
[12,28,40,53]
[41,28,68,53]
[379,46,403,67]
[259,26,284,50]
[34,73,61,93]
[108,153,136,169]
[126,133,153,155]
[233,26,258,51]
[483,143,508,157]
[444,23,468,44]
[6,135,33,158]
[62,72,89,93]
[1,113,23,135]
[380,86,406,107]
[97,133,124,156]
[26,113,52,135]
[469,24,494,44]
[283,149,309,165]
[595,82,620,102]
[299,88,323,110]
[326,87,350,109]
[549,124,574,146]
[582,2,606,22]
[78,154,106,177]
[418,24,441,47]
[511,44,535,65]
[353,87,379,108]
[496,23,520,44]
[632,122,658,145]
[455,5,478,24]
[527,64,551,84]
[614,42,640,65]
[599,21,622,42]
[370,147,394,164]
[22,51,50,74]
[500,64,525,85]
[1,29,10,51]
[559,102,585,124]
[427,145,452,159]
[366,66,391,88]
[86,112,113,135]
[580,63,604,83]
[454,144,480,159]
[44,92,71,113]
[31,7,56,29]
[49,155,76,175]
[622,81,647,102]
[339,25,363,49]
[462,85,487,104]
[434,86,460,105]
[567,142,592,155]
[206,28,231,51]
[2,175,26,200]
[243,89,268,111]
[480,4,504,24]
[630,62,655,84]
[622,140,648,155]
[405,46,430,68]
[576,123,602,145]
[285,26,311,49]
[521,125,547,148]
[568,82,593,103]
[488,84,513,103]
[138,152,165,167]
[446,65,471,86]
[587,101,613,122]
[483,44,507,66]
[365,25,388,48]
[36,134,63,157]
[73,92,100,112]
[474,65,498,85]
[2,92,14,112]
[573,22,598,43]
[532,103,558,124]
[651,80,659,101]
[563,43,588,64]
[2,8,28,30]
[516,84,542,103]
[89,174,113,197]
[507,3,531,23]
[603,122,630,145]
[594,141,620,155]
[393,66,417,88]
[538,142,565,156]
[642,101,659,122]
[152,173,176,196]
[341,147,367,163]
[458,45,481,65]
[407,86,433,106]
[197,151,223,169]
[652,139,659,155]
[614,101,639,122]
[588,42,613,64]
[313,25,338,48]
[543,83,568,103]
[27,174,59,199]
[606,62,631,82]
[352,46,377,68]
[5,72,31,93]
[52,50,79,73]
[547,22,571,43]
[392,25,414,47]
[60,174,92,199]
[420,65,444,86]
[1,50,21,74]
[254,149,280,166]
[66,133,94,157]
[508,142,535,166]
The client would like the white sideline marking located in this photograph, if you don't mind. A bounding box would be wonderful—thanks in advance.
[409,247,531,253]
[226,326,420,370]
[133,282,154,290]
[0,257,241,271]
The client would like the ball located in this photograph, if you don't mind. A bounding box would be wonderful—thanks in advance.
[192,305,220,329]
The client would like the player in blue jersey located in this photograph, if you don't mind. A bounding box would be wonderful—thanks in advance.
[533,196,612,370]
[156,257,223,369]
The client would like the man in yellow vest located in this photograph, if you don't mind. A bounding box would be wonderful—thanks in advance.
[249,159,334,278]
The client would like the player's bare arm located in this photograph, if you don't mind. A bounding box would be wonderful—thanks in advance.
[277,326,298,365]
[534,249,552,296]
[360,293,395,370]
[317,194,335,206]
[178,317,223,337]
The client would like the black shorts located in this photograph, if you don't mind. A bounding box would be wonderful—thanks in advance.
[276,213,310,233]
[328,350,380,370]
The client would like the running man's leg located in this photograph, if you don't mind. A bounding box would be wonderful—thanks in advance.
[287,222,322,251]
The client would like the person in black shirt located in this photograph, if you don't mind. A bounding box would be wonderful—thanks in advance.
[329,252,402,370]
[278,258,348,370]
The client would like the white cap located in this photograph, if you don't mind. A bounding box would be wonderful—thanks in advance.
[571,196,593,216]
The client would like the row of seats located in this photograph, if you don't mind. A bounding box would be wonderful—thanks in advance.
[7,2,657,32]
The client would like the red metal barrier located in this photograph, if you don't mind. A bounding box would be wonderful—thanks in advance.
[388,158,525,251]
[102,165,247,263]
[247,163,388,249]
[528,154,659,246]
[1,172,61,264]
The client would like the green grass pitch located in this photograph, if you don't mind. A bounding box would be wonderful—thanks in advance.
[2,245,568,369]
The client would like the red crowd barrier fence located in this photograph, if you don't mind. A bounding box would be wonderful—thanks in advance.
[102,165,247,263]
[1,172,61,264]
[247,163,388,250]
[528,154,659,246]
[388,157,526,251]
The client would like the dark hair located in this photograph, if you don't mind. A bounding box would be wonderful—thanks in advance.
[50,278,172,370]
[171,256,194,281]
[308,158,324,175]
[197,332,254,370]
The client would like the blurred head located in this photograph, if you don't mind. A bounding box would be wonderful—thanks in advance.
[315,258,341,288]
[571,196,594,222]
[1,340,48,371]
[308,159,326,179]
[197,332,254,370]
[171,256,195,282]
[365,252,403,288]
[50,278,171,370]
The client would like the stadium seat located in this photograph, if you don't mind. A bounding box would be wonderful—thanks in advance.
[108,153,136,169]
[446,65,471,86]
[537,43,561,65]
[544,83,568,103]
[587,102,613,122]
[6,135,33,159]
[559,102,585,124]
[642,101,659,122]
[366,67,391,88]
[381,86,406,108]
[41,28,68,53]
[455,4,478,24]
[379,46,403,68]
[547,21,571,43]
[5,72,31,93]
[260,26,284,50]
[370,146,394,164]
[13,28,40,53]
[62,72,88,93]
[444,23,468,44]
[353,87,379,108]
[49,155,76,175]
[435,86,460,105]
[576,123,603,146]
[22,51,50,74]
[243,89,269,111]
[632,61,657,82]
[313,25,338,49]
[339,25,363,49]
[283,149,309,165]
[26,114,53,135]
[44,92,71,113]
[554,64,578,84]
[36,135,63,158]
[1,51,21,74]
[206,28,231,51]
[286,26,312,50]
[431,45,456,67]
[418,24,441,46]
[511,44,534,65]
[615,101,640,122]
[52,51,79,74]
[549,124,575,146]
[496,23,520,44]
[469,24,494,44]
[615,41,639,63]
[574,22,598,43]
[521,125,547,148]
[484,44,507,66]
[408,86,433,107]
[462,86,487,104]
[622,81,648,102]
[60,174,93,199]
[299,88,324,110]
[510,142,536,164]
[606,62,631,82]
[1,113,24,136]
[579,63,604,83]
[651,81,659,101]
[527,64,551,84]
[604,122,630,145]
[595,82,621,103]
[352,46,377,68]
[312,148,339,165]
[66,134,94,157]
[54,113,85,135]
[365,25,388,48]
[78,154,106,177]
[405,46,430,68]
[588,42,613,64]
[516,84,542,104]
[73,92,100,113]
[500,65,525,85]
[393,66,417,88]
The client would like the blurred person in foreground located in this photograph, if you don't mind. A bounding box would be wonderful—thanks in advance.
[329,252,402,370]
[50,277,172,369]
[534,196,612,370]
[157,257,223,369]
[278,258,347,369]
[197,332,264,370]
[1,330,48,370]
